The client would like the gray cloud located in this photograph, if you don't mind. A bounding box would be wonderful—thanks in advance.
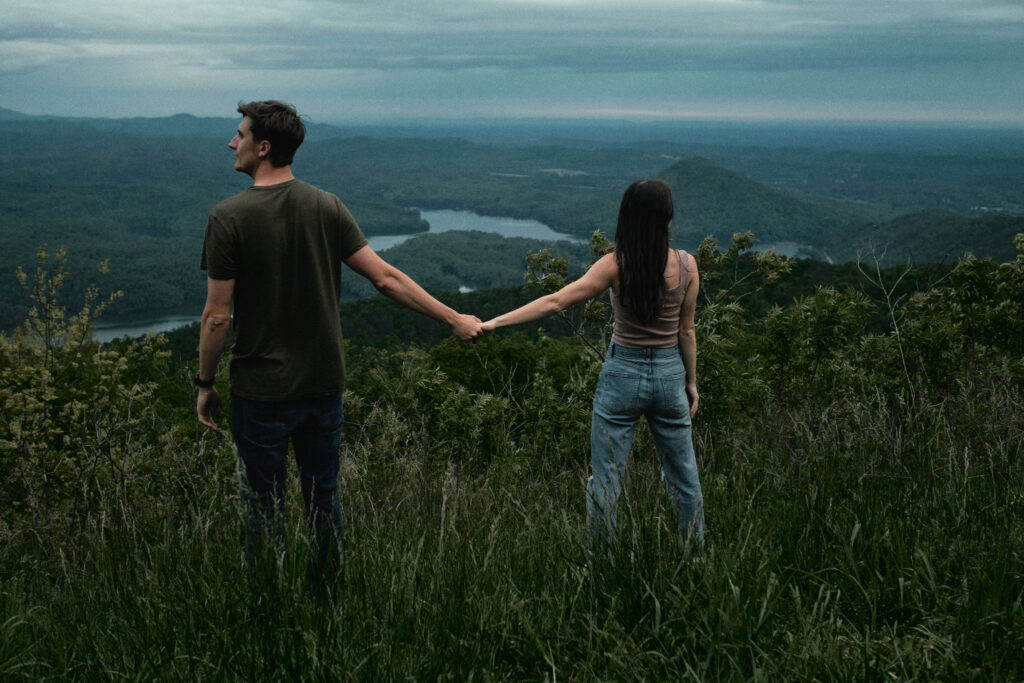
[0,0,1021,121]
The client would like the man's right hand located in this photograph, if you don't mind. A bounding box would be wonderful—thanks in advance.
[197,386,222,431]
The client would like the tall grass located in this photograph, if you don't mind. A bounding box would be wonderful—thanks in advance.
[3,241,1021,678]
[2,371,1021,681]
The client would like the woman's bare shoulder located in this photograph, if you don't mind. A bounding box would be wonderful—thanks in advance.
[594,252,618,272]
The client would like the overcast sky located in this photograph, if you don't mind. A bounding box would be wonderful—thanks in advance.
[2,0,1022,124]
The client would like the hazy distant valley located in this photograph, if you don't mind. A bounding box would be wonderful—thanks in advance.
[1,109,1022,329]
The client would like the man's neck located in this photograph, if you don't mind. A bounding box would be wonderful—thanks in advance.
[251,163,295,187]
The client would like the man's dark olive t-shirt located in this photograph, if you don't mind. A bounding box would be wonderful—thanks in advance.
[200,179,367,401]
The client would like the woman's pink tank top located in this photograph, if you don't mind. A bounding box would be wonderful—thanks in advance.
[610,249,689,349]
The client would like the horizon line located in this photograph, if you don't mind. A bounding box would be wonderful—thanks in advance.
[3,105,1023,130]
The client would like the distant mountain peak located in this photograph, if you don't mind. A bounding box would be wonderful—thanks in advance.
[0,107,31,121]
[658,155,708,171]
[657,155,770,198]
[658,155,753,183]
[652,155,884,247]
[676,154,717,166]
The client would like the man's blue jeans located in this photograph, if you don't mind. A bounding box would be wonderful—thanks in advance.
[231,393,345,598]
[588,344,705,550]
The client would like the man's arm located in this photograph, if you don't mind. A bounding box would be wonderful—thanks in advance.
[344,245,482,342]
[197,276,234,431]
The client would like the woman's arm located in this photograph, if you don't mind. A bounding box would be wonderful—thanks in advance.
[483,254,618,331]
[678,254,700,417]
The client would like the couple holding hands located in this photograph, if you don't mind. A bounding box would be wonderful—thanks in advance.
[197,100,703,599]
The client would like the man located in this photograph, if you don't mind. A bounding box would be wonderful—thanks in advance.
[196,100,482,599]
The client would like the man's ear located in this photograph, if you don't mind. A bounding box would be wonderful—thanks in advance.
[257,139,271,159]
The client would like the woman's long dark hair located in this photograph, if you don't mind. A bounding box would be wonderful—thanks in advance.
[615,179,674,325]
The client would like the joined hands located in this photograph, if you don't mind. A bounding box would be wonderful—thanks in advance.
[452,313,490,345]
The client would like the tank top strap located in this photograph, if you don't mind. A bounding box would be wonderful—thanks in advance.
[676,249,690,294]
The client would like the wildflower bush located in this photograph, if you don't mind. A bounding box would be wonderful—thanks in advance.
[0,247,209,548]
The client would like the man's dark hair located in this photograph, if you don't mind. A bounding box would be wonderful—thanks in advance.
[237,100,306,167]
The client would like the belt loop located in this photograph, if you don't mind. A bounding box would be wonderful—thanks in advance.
[610,344,616,357]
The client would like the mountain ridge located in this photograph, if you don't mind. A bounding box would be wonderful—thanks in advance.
[841,209,1024,265]
[0,113,1020,328]
[655,156,891,255]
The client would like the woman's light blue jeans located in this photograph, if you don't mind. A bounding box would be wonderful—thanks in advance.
[588,344,705,550]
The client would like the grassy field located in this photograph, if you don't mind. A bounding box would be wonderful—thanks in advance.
[2,369,1021,680]
[2,241,1022,680]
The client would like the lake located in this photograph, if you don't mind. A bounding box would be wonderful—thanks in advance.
[92,316,201,344]
[366,209,583,252]
[93,209,575,342]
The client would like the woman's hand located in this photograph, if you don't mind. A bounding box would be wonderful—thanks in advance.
[686,382,699,418]
[481,319,498,335]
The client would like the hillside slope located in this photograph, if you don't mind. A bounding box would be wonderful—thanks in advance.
[656,156,891,253]
[831,209,1024,265]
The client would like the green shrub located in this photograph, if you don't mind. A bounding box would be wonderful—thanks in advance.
[1,236,1022,679]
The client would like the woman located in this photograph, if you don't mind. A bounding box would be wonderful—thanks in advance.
[482,179,704,550]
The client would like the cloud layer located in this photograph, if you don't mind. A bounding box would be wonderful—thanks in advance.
[2,0,1022,122]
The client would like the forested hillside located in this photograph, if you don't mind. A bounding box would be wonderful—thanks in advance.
[838,209,1024,265]
[657,156,889,255]
[2,112,1022,330]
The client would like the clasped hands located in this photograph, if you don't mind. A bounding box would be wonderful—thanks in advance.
[451,313,497,346]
